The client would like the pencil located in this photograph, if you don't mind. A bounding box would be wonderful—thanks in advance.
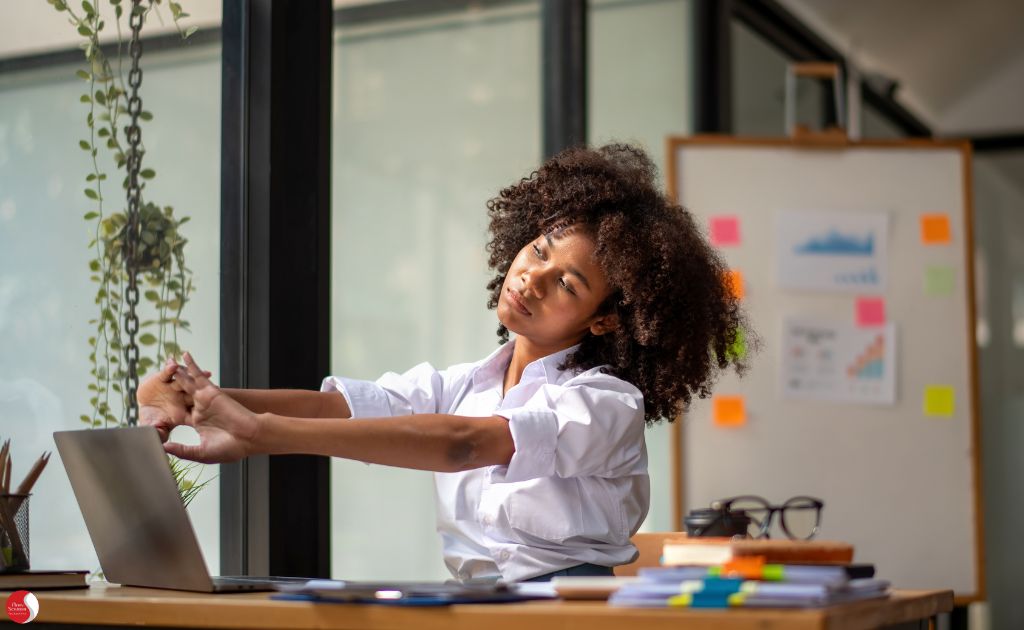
[15,452,50,496]
[0,438,8,493]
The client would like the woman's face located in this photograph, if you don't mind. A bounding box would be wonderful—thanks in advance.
[497,226,616,351]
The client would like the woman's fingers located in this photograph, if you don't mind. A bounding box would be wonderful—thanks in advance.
[165,441,207,463]
[174,366,198,394]
[183,352,207,379]
[160,357,178,382]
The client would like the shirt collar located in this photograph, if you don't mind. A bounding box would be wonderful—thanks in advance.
[471,337,582,390]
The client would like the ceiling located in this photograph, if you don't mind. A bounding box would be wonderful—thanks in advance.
[778,0,1024,136]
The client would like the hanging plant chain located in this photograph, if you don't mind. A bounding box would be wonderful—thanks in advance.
[123,0,144,426]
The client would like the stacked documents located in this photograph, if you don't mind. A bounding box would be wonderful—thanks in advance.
[609,564,889,608]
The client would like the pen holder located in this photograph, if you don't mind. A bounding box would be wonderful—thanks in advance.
[0,493,29,573]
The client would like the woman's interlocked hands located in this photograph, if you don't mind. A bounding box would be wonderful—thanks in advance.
[137,352,260,464]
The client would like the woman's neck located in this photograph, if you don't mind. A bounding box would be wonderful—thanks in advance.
[502,335,581,395]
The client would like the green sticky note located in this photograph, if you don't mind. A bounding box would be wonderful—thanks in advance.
[925,266,955,296]
[726,326,747,361]
[923,385,955,417]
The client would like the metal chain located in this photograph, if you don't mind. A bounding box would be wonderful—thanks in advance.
[123,0,145,426]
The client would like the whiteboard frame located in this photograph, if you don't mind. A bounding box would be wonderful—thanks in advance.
[664,135,984,604]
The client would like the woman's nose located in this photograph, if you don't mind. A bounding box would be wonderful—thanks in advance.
[521,265,550,298]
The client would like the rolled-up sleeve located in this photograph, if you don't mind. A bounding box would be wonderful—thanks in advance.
[495,375,645,482]
[320,362,451,418]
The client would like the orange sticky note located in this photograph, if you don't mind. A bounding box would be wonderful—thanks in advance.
[713,395,746,427]
[726,269,745,300]
[855,297,886,327]
[722,557,766,579]
[920,214,952,245]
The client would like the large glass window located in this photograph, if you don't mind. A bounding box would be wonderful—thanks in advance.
[589,0,693,532]
[0,7,221,574]
[330,2,541,580]
[973,149,1024,630]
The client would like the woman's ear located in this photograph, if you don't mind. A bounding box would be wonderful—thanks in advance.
[589,313,620,336]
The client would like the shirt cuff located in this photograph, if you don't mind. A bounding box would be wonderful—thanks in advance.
[320,376,392,419]
[494,407,558,483]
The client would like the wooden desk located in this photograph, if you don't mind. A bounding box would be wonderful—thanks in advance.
[14,584,952,630]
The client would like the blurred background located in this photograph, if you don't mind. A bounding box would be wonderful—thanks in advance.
[0,1,1020,628]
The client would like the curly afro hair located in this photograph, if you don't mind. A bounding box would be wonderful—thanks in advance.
[485,143,750,425]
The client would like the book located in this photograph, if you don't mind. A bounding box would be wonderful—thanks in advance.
[638,563,875,585]
[609,576,890,609]
[0,570,89,590]
[661,537,854,566]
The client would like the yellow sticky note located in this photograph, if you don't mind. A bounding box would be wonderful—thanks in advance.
[713,395,746,427]
[920,214,952,245]
[923,385,955,417]
[726,269,745,300]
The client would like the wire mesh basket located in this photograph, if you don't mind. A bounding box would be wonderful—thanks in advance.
[0,493,29,572]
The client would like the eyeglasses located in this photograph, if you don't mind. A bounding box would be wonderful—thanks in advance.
[710,495,824,540]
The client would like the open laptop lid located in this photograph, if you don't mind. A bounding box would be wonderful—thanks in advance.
[54,426,217,592]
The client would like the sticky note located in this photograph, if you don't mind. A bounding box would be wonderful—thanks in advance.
[726,269,745,300]
[726,327,747,361]
[923,385,955,417]
[925,266,955,296]
[855,297,886,327]
[710,216,741,246]
[713,395,746,427]
[920,214,952,245]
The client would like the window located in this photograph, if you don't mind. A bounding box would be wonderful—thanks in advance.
[588,0,693,531]
[330,1,541,580]
[0,4,222,573]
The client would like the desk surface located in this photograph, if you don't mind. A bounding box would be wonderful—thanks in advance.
[21,584,953,630]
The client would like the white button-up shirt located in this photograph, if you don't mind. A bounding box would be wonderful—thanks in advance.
[321,340,649,582]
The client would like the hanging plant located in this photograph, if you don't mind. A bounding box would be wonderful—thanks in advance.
[43,0,194,427]
[46,0,212,503]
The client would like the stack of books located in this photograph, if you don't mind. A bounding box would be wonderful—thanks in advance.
[609,537,889,608]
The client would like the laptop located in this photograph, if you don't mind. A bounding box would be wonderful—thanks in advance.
[54,426,309,592]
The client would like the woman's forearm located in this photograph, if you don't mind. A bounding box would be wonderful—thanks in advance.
[252,413,515,472]
[222,388,351,419]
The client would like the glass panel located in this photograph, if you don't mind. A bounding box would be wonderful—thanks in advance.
[973,150,1024,630]
[732,21,826,137]
[0,12,222,573]
[331,2,541,581]
[589,0,693,532]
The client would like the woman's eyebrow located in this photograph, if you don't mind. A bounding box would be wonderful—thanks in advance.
[545,233,592,290]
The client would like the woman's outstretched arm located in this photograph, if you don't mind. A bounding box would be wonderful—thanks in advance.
[221,388,351,419]
[164,352,514,471]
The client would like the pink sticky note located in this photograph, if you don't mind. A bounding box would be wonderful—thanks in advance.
[710,216,741,246]
[856,297,886,327]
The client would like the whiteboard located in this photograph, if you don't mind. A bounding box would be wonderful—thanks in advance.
[667,137,982,600]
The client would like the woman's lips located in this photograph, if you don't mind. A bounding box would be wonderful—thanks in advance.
[507,288,532,315]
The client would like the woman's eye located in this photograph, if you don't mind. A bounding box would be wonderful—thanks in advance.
[559,278,576,294]
[532,244,543,258]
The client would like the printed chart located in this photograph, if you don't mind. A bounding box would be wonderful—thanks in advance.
[777,211,889,292]
[781,317,897,405]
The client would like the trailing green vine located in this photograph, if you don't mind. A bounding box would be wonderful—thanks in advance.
[44,0,195,428]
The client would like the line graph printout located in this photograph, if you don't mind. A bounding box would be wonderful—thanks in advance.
[781,317,897,405]
[777,211,889,292]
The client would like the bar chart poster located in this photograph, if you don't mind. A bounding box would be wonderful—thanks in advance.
[781,317,897,405]
[777,211,889,292]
